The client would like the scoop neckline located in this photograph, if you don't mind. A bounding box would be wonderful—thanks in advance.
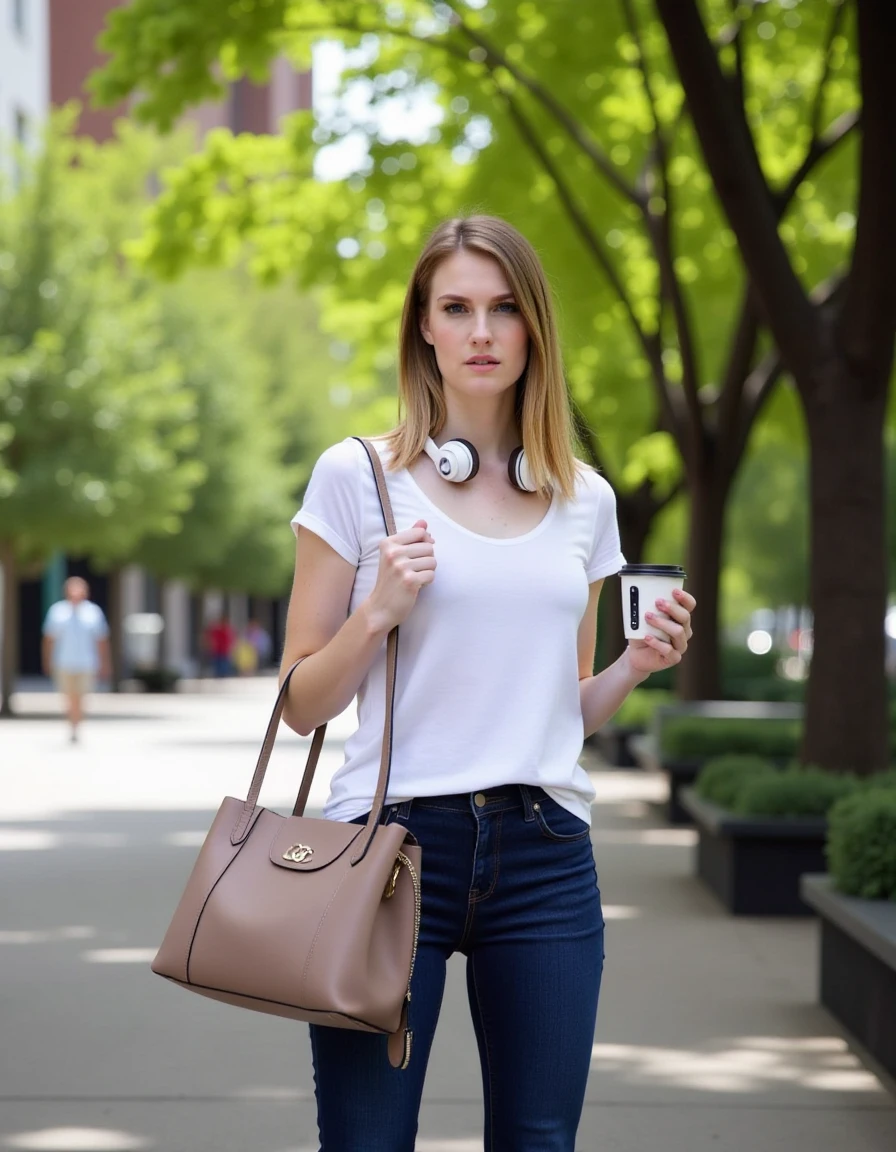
[398,463,558,546]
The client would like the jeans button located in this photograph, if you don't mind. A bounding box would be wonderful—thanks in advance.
[474,792,487,808]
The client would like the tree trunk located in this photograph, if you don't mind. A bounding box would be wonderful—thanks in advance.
[0,543,19,718]
[800,365,889,773]
[106,567,124,692]
[678,468,729,701]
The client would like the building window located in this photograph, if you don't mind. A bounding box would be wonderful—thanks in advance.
[13,0,27,37]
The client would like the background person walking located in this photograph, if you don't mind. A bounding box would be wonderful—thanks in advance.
[41,577,111,742]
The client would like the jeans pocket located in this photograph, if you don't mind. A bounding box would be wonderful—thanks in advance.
[349,802,410,829]
[533,796,592,842]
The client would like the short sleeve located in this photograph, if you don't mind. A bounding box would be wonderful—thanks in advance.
[90,605,109,640]
[585,473,627,582]
[290,439,363,566]
[42,604,62,638]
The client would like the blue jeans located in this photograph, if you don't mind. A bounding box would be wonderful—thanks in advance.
[310,784,605,1151]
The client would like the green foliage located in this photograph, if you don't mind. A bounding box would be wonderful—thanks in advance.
[612,687,674,729]
[724,384,811,613]
[86,0,868,663]
[89,0,859,495]
[827,790,896,901]
[1,119,351,596]
[734,767,857,818]
[694,754,777,809]
[130,269,299,595]
[859,769,896,793]
[0,123,203,565]
[659,716,802,761]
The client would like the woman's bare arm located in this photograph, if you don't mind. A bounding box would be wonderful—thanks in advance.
[279,519,436,736]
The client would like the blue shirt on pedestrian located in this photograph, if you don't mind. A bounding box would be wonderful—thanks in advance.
[43,601,109,673]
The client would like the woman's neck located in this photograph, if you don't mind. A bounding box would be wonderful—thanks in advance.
[438,399,519,463]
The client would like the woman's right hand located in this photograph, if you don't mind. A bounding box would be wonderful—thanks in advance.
[365,519,436,632]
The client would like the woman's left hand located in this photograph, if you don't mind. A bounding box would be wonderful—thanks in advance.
[626,587,696,677]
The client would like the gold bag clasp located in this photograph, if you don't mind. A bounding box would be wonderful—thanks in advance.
[282,844,314,863]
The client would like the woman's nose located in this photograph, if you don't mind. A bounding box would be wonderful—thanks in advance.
[470,311,492,343]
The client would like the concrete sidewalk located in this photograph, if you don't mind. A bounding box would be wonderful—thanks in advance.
[1,678,894,1151]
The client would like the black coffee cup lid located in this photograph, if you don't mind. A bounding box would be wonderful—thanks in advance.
[619,564,686,577]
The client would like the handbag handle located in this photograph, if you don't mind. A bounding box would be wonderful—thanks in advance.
[230,438,400,858]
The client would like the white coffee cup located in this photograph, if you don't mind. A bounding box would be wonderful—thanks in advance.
[619,564,687,640]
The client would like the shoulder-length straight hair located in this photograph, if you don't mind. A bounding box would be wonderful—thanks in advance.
[383,215,580,500]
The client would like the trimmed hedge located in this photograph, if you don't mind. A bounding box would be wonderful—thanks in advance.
[827,789,896,900]
[612,688,675,730]
[734,768,857,818]
[694,755,777,809]
[860,768,896,791]
[660,716,802,761]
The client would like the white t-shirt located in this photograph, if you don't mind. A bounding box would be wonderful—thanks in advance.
[291,436,626,825]
[42,600,109,673]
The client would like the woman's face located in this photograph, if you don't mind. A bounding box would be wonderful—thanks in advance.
[420,249,530,401]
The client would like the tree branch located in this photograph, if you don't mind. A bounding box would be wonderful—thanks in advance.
[713,0,762,51]
[726,0,747,109]
[716,286,761,453]
[839,0,896,380]
[498,87,685,447]
[718,101,858,445]
[654,0,821,383]
[728,349,784,468]
[811,1,848,141]
[617,0,703,459]
[774,108,860,212]
[442,0,642,208]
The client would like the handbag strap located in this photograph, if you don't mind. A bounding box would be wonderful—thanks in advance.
[231,437,400,858]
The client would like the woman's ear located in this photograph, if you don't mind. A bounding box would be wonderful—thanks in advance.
[419,310,434,346]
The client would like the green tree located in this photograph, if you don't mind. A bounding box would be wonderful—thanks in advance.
[656,0,894,771]
[91,1,876,764]
[0,127,203,715]
[725,384,810,614]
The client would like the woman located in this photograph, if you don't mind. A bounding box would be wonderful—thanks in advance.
[280,215,695,1151]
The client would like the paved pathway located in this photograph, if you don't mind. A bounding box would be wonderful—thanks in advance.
[1,677,894,1151]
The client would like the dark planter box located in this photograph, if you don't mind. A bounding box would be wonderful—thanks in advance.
[651,701,804,826]
[801,875,896,1081]
[680,787,827,915]
[663,759,702,824]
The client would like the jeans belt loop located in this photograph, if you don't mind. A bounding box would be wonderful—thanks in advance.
[518,784,537,822]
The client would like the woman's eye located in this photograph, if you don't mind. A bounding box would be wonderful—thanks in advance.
[495,302,518,313]
[444,303,466,314]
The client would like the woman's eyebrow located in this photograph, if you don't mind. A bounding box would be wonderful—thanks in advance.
[436,292,516,302]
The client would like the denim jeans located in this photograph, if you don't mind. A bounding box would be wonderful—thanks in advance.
[310,784,605,1151]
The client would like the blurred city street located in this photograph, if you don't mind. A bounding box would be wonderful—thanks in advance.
[1,677,894,1152]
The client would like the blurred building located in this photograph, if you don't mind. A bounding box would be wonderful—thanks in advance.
[48,0,312,142]
[0,0,49,176]
[12,0,310,683]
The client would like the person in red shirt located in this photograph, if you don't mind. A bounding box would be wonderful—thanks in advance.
[204,617,235,678]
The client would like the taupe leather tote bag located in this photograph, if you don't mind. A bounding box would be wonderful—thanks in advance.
[152,439,421,1069]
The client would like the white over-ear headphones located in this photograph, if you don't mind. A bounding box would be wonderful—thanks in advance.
[423,437,536,493]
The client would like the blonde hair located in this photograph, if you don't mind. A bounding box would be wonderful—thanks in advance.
[382,215,580,500]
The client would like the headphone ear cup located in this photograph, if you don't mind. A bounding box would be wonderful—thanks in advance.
[508,447,536,493]
[425,437,480,482]
[449,439,480,481]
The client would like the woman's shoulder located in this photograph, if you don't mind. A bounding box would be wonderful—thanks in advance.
[316,435,394,467]
[572,458,617,504]
[313,436,365,470]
